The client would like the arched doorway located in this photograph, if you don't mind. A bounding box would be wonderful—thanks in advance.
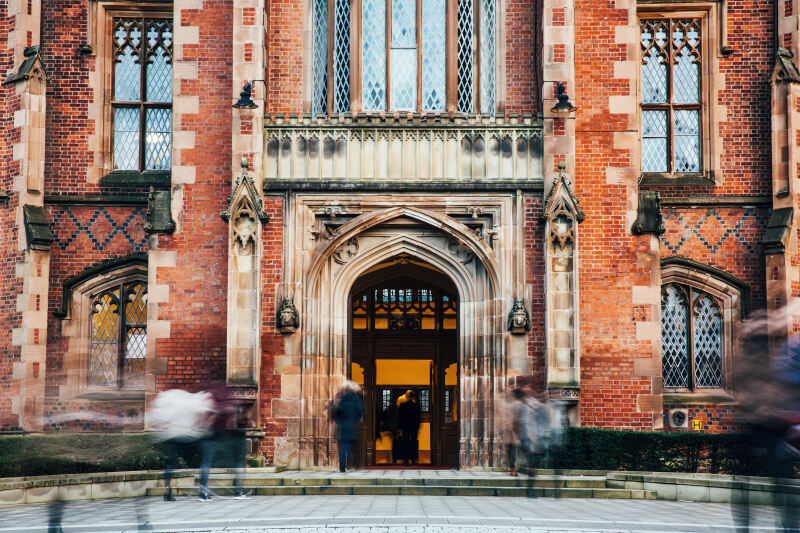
[349,258,459,467]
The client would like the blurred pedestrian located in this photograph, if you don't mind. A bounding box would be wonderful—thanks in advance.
[332,381,364,472]
[503,387,527,476]
[732,306,800,532]
[396,389,421,466]
[197,381,251,500]
[148,389,214,501]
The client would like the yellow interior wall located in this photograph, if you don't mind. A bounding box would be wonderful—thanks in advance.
[351,362,364,385]
[445,363,457,385]
[375,359,431,386]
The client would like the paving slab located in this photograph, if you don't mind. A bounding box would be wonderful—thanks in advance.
[0,495,795,532]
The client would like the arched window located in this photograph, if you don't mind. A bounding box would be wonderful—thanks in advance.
[312,0,497,115]
[661,283,723,390]
[89,280,147,388]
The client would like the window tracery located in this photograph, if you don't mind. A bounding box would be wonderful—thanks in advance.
[112,16,173,172]
[89,281,147,389]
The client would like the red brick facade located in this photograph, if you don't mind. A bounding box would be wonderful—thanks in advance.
[0,0,787,463]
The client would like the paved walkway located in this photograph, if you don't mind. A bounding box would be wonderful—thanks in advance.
[0,495,796,533]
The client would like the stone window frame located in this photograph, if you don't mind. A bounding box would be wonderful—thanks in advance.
[59,260,148,401]
[660,257,747,402]
[637,2,724,187]
[305,0,505,116]
[88,1,173,188]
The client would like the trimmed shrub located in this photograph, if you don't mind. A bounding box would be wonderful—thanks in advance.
[548,427,791,476]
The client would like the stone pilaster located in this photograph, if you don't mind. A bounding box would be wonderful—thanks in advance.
[5,0,50,431]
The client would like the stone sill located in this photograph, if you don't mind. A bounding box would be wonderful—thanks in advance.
[77,389,145,402]
[662,391,736,405]
[639,173,714,187]
[100,171,170,188]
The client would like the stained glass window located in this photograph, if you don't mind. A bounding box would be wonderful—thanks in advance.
[313,0,494,114]
[112,17,172,172]
[661,284,723,390]
[90,281,147,388]
[640,18,701,174]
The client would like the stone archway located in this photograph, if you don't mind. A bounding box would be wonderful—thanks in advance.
[273,194,529,469]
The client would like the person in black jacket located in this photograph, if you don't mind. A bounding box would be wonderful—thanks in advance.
[396,390,421,465]
[333,381,364,472]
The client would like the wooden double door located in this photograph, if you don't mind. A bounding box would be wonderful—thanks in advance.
[350,273,459,468]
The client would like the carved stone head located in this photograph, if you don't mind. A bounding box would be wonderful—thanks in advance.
[507,298,531,335]
[277,298,299,333]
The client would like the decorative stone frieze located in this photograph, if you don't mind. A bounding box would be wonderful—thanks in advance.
[262,115,543,186]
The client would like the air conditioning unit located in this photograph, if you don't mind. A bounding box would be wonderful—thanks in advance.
[669,408,689,429]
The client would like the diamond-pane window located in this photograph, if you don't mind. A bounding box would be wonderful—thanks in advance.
[90,281,147,389]
[479,0,496,116]
[112,17,172,172]
[312,0,329,115]
[457,0,474,113]
[314,0,492,113]
[362,0,386,110]
[422,0,445,111]
[640,18,701,175]
[661,284,724,391]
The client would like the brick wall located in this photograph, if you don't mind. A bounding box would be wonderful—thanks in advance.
[265,0,304,112]
[505,0,540,113]
[41,0,98,195]
[661,207,768,308]
[573,0,656,430]
[257,196,285,462]
[524,195,546,391]
[154,0,233,392]
[0,1,24,431]
[43,205,148,416]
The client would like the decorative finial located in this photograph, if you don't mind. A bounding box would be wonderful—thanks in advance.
[241,158,250,169]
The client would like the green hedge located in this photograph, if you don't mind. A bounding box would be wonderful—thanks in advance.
[0,433,167,478]
[0,432,249,478]
[550,427,785,475]
[0,428,793,477]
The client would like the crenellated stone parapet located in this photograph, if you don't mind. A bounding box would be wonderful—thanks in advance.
[262,114,543,186]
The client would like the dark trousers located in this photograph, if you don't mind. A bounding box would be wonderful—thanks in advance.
[338,440,355,471]
[163,439,195,490]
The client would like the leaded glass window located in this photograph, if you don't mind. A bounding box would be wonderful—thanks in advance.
[313,0,495,114]
[112,17,172,172]
[90,281,147,388]
[351,285,457,331]
[661,284,723,390]
[640,18,701,174]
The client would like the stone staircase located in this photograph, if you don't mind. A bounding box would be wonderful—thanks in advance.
[145,468,657,499]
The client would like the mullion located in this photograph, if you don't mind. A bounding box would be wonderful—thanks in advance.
[138,16,147,172]
[667,18,674,174]
[117,283,127,389]
[687,286,695,390]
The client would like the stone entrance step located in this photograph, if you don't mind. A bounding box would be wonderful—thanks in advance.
[145,472,656,499]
